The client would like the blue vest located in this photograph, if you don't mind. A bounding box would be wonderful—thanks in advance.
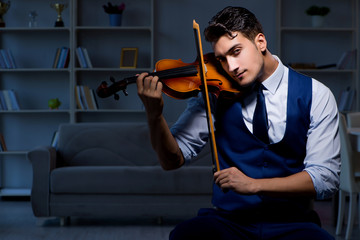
[213,68,312,213]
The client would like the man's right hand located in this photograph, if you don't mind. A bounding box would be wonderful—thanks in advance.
[136,72,164,122]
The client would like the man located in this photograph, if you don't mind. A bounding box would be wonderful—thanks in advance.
[137,6,340,240]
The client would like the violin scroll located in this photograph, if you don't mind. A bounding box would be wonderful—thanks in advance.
[96,75,135,100]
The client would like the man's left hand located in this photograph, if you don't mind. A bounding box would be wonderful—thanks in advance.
[213,167,258,194]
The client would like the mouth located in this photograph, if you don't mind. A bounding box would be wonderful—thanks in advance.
[234,70,246,80]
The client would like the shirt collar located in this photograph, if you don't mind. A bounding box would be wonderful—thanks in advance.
[261,55,284,95]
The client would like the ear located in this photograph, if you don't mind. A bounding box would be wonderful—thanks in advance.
[255,33,267,53]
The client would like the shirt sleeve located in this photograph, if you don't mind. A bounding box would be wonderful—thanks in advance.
[304,79,341,200]
[170,93,215,163]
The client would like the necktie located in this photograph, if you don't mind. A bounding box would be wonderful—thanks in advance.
[253,84,269,144]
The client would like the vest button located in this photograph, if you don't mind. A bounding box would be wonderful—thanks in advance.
[263,161,268,167]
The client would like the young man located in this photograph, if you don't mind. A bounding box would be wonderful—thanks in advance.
[136,6,340,240]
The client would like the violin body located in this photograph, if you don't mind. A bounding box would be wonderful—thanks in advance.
[156,53,240,99]
[96,53,240,100]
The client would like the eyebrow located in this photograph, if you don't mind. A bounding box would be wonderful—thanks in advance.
[215,43,242,59]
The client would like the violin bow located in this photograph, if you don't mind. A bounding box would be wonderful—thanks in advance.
[193,20,220,173]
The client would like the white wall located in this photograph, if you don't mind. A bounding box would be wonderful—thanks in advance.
[153,0,278,122]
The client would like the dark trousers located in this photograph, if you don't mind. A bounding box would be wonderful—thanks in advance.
[169,208,334,240]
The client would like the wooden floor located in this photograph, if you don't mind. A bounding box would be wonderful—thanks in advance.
[0,198,359,240]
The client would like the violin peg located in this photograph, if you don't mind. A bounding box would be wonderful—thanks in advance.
[123,89,128,96]
[110,76,115,83]
[114,93,120,100]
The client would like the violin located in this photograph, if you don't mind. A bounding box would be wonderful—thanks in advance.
[96,52,240,100]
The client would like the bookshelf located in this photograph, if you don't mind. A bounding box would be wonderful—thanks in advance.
[0,0,153,196]
[277,0,359,111]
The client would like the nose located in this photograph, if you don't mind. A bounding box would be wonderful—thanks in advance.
[226,56,238,73]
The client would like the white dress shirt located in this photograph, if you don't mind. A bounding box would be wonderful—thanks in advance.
[171,56,340,200]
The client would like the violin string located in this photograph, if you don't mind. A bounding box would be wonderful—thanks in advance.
[155,66,196,78]
[126,65,197,85]
[155,65,198,79]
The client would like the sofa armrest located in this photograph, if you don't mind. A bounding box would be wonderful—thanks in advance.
[27,146,57,217]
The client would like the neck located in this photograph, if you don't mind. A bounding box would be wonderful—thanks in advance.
[259,50,278,82]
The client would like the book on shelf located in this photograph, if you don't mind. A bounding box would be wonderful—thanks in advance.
[0,133,7,151]
[75,47,87,68]
[82,48,93,68]
[52,48,61,68]
[75,46,93,68]
[75,86,85,110]
[58,47,70,68]
[51,131,59,149]
[337,49,357,70]
[53,47,70,69]
[0,90,20,111]
[338,87,355,112]
[75,85,98,110]
[79,85,89,109]
[83,85,97,109]
[0,49,16,69]
[90,89,98,109]
[0,91,7,110]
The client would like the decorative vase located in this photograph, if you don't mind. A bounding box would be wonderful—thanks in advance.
[311,15,324,27]
[109,14,122,26]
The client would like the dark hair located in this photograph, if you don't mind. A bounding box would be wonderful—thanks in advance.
[204,6,263,43]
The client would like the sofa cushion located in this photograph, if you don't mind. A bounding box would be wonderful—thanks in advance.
[57,123,159,166]
[50,165,213,194]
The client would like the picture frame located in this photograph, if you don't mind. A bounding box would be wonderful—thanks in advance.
[120,48,138,68]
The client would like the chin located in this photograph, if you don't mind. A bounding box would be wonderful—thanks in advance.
[237,79,252,88]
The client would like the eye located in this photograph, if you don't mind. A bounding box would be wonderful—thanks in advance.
[232,48,241,56]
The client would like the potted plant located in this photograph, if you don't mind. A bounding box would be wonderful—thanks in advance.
[305,5,330,27]
[103,2,126,26]
[48,98,61,110]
